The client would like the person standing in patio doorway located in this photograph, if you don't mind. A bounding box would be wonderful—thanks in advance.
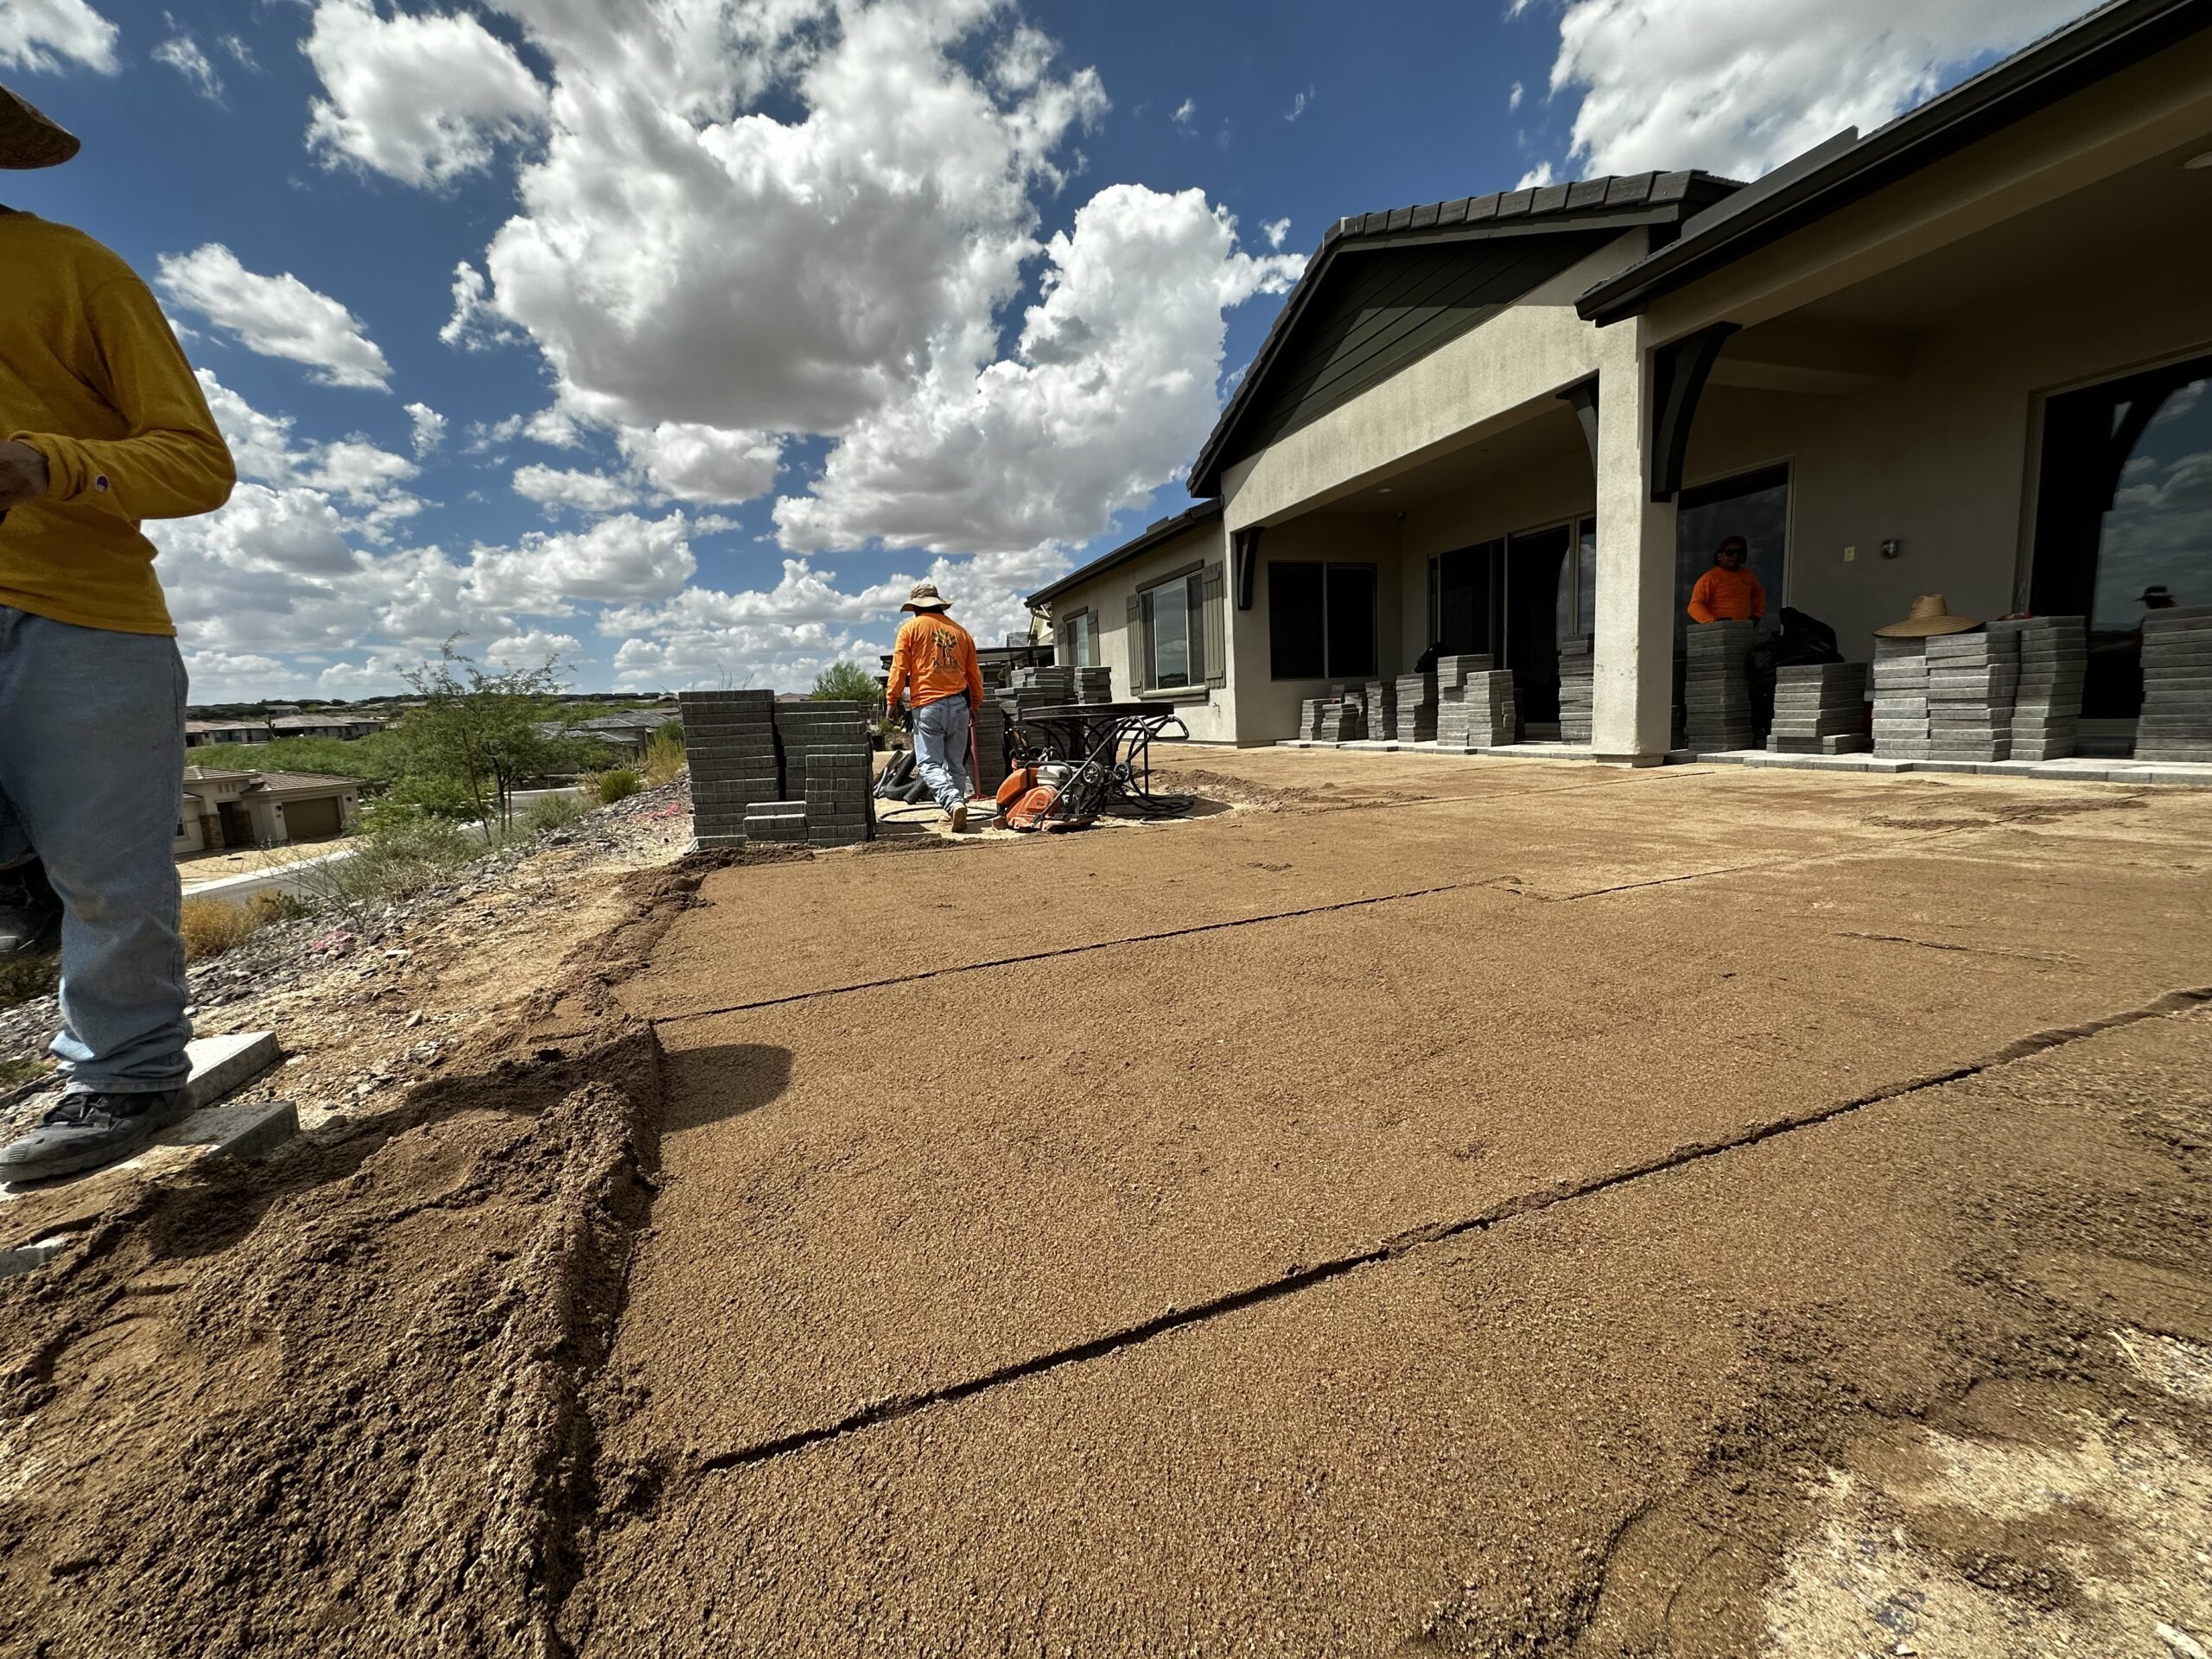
[885,582,984,833]
[0,83,237,1182]
[1687,535,1769,624]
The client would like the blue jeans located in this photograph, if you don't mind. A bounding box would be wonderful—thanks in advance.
[0,607,190,1093]
[912,696,973,813]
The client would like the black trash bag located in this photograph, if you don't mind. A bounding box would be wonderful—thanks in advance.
[1757,607,1843,671]
[1745,607,1843,741]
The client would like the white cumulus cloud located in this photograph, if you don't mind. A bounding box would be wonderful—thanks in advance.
[0,0,118,74]
[466,512,697,613]
[775,184,1300,558]
[158,245,392,390]
[613,422,782,506]
[303,0,546,188]
[1544,0,2100,180]
[477,0,1108,435]
[486,628,584,668]
[405,402,446,454]
[512,464,642,515]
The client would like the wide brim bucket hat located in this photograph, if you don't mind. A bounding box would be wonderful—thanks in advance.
[1,84,80,170]
[1874,594,1980,639]
[900,581,952,613]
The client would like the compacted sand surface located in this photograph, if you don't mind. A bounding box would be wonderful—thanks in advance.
[3,751,2209,1657]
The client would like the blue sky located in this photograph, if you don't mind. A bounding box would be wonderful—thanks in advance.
[2,0,2089,700]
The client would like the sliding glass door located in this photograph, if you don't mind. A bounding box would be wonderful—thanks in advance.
[2031,353,2212,720]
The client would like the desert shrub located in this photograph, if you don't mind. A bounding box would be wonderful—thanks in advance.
[296,816,478,923]
[520,791,589,834]
[0,956,58,1009]
[594,768,643,805]
[180,897,259,961]
[248,889,312,925]
[639,724,686,786]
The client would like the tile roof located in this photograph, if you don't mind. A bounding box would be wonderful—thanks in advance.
[1026,497,1225,607]
[1188,171,1741,495]
[249,770,361,791]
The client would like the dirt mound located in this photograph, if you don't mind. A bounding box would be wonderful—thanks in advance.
[0,861,706,1659]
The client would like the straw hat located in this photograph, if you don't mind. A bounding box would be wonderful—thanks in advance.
[1875,594,1980,639]
[1,83,79,170]
[900,581,951,613]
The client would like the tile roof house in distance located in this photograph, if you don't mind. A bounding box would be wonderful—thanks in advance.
[177,767,362,855]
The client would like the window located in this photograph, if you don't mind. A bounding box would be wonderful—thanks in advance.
[1141,570,1205,688]
[1270,561,1377,679]
[2031,353,2212,719]
[1062,609,1098,668]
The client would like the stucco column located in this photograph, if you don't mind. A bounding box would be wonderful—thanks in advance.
[1589,319,1677,764]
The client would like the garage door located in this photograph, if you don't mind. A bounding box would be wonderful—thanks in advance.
[283,796,344,840]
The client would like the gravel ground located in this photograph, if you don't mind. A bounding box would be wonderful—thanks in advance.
[0,779,695,1136]
[2,751,2208,1658]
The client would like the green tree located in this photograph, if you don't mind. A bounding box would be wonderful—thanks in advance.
[811,659,880,703]
[397,641,592,829]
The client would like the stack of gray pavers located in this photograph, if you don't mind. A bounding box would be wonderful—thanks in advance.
[1870,637,1931,758]
[1990,615,2085,760]
[1363,678,1396,740]
[775,700,872,806]
[1395,671,1439,742]
[1767,662,1868,753]
[679,689,782,849]
[972,696,1010,797]
[1076,666,1113,703]
[803,750,874,847]
[1317,693,1365,742]
[1925,630,2018,761]
[1435,655,1514,749]
[741,801,809,843]
[1682,620,1757,753]
[1012,664,1076,702]
[1558,637,1594,745]
[2135,604,2212,762]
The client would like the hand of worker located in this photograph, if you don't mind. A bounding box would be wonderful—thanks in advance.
[0,441,50,509]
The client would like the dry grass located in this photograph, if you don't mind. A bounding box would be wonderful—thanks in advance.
[640,726,687,787]
[179,897,261,962]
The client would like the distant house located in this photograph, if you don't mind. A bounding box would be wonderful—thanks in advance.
[542,710,683,756]
[269,714,386,741]
[177,768,362,854]
[185,719,274,747]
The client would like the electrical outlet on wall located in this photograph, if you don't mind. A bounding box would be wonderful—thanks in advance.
[1844,545,1857,562]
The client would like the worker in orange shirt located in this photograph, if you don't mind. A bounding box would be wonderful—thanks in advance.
[885,581,985,831]
[1687,535,1767,624]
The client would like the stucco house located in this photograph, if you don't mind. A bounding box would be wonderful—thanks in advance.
[177,768,362,855]
[184,719,274,747]
[1030,0,2212,762]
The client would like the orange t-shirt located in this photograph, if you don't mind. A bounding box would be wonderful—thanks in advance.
[886,611,983,710]
[1688,566,1766,623]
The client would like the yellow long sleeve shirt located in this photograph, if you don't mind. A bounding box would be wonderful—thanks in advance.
[0,209,235,634]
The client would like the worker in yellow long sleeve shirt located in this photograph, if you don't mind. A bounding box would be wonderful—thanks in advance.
[885,581,984,831]
[1687,535,1767,624]
[0,84,238,1183]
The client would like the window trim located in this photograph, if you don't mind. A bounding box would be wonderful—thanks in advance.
[1268,558,1380,682]
[1138,561,1209,690]
[1060,606,1097,668]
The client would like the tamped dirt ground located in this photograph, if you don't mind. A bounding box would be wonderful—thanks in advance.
[3,750,2209,1657]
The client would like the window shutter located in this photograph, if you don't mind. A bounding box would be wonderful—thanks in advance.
[1202,563,1227,690]
[1126,593,1147,690]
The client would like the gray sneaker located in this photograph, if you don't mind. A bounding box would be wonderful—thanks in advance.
[0,1088,194,1184]
[0,858,60,959]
